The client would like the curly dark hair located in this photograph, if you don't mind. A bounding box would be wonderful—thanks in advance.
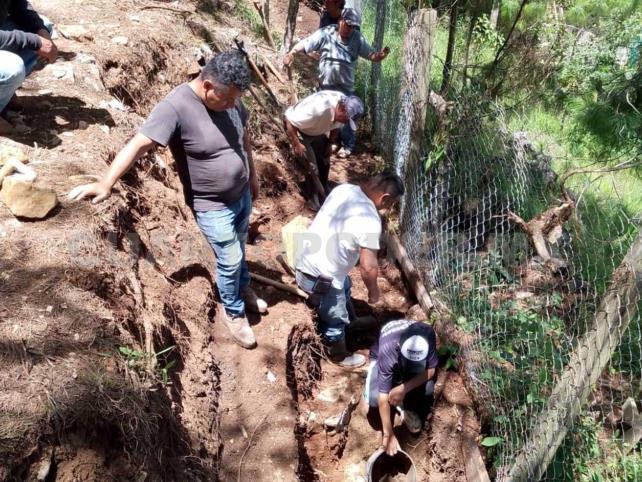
[201,51,251,91]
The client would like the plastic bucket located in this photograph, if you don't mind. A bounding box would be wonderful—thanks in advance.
[366,448,417,482]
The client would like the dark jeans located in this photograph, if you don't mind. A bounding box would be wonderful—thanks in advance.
[301,133,330,196]
[295,270,356,343]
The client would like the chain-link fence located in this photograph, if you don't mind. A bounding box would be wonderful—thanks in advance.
[357,1,642,480]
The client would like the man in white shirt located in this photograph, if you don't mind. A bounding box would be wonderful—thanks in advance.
[294,173,405,368]
[284,90,364,209]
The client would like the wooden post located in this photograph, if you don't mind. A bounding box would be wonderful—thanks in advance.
[393,8,438,177]
[282,0,299,55]
[369,0,387,142]
[504,229,642,482]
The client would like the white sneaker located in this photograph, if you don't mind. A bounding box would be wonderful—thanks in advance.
[334,353,366,369]
[217,308,257,349]
[241,286,268,314]
[336,147,353,158]
[402,409,422,434]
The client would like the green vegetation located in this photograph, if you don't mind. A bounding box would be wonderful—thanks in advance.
[119,345,177,385]
[356,0,642,479]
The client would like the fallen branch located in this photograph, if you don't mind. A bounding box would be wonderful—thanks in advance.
[253,1,276,49]
[237,413,269,482]
[559,159,642,189]
[250,272,308,299]
[139,4,193,15]
[259,52,286,84]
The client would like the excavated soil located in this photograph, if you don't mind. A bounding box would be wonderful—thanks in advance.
[0,0,483,481]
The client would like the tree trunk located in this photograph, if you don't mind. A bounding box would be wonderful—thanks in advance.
[504,228,642,482]
[369,0,387,143]
[487,0,529,85]
[490,0,500,29]
[462,15,477,84]
[282,0,299,54]
[441,1,459,93]
[263,0,270,27]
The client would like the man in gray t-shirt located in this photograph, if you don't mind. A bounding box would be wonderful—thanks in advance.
[69,52,267,350]
[284,8,388,157]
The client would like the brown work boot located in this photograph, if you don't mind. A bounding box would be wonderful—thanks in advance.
[217,307,257,349]
[327,338,366,369]
[241,286,268,314]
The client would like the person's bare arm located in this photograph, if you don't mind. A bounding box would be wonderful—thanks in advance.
[284,39,308,66]
[68,134,157,203]
[388,368,436,406]
[379,393,400,455]
[283,117,307,158]
[359,247,380,304]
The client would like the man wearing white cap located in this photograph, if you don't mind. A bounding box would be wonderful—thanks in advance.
[363,319,438,455]
[284,90,364,209]
[284,7,389,158]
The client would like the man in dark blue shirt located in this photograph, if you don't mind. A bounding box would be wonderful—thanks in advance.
[1,0,57,134]
[363,319,438,455]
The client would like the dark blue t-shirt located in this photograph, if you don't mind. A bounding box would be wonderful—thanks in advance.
[370,319,438,394]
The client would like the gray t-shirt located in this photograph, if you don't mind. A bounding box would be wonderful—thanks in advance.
[140,83,249,211]
[303,25,375,93]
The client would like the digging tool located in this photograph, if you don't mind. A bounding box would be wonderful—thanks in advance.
[234,38,280,106]
[250,272,308,299]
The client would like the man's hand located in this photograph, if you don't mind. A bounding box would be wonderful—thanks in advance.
[68,182,112,204]
[370,47,389,63]
[283,52,295,67]
[388,385,405,407]
[381,432,400,456]
[250,172,260,200]
[367,283,380,304]
[37,36,58,63]
[293,141,307,158]
[307,51,321,61]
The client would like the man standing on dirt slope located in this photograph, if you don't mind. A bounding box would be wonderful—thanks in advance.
[0,0,57,135]
[283,8,388,158]
[363,319,438,456]
[294,173,404,368]
[69,51,268,350]
[283,89,364,210]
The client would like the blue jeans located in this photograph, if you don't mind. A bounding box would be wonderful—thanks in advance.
[341,122,356,152]
[0,17,53,113]
[295,271,356,343]
[195,189,251,317]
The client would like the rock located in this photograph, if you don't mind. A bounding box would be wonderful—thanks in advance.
[78,120,89,130]
[0,175,58,219]
[58,24,93,41]
[0,140,28,166]
[111,36,129,46]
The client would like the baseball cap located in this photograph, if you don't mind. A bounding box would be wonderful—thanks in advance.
[343,95,364,130]
[340,7,361,27]
[399,322,431,373]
